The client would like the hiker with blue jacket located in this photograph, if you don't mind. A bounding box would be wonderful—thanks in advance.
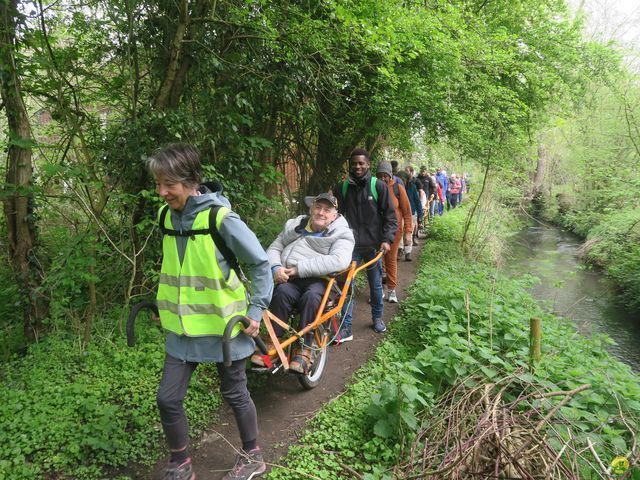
[147,143,272,480]
[333,148,398,341]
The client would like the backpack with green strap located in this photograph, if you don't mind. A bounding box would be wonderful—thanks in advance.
[341,177,399,201]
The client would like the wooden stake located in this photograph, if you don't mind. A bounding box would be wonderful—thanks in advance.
[489,275,496,351]
[465,290,471,348]
[530,317,542,368]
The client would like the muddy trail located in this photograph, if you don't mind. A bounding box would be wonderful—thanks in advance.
[142,242,422,479]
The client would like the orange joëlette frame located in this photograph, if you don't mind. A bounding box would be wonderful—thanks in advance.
[260,250,383,369]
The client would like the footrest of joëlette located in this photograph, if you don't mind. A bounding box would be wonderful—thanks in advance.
[250,354,282,374]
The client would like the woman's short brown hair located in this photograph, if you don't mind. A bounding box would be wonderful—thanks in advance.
[146,143,202,188]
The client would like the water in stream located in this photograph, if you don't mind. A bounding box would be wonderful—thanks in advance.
[507,223,640,372]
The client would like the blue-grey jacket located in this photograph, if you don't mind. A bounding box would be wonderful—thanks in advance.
[162,190,273,363]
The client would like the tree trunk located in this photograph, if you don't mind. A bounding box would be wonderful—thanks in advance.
[532,143,546,199]
[129,194,148,297]
[308,99,351,197]
[154,0,189,109]
[0,0,47,341]
[82,238,97,348]
[462,162,490,249]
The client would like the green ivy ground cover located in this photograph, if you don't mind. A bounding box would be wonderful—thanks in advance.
[267,208,640,479]
[0,319,222,480]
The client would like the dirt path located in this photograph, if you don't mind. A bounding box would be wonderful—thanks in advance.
[148,243,422,479]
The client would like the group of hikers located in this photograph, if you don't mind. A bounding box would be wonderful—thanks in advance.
[146,143,467,479]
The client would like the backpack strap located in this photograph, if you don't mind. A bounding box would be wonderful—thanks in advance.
[208,206,247,283]
[393,182,399,198]
[342,176,379,203]
[158,204,210,236]
[159,205,170,234]
[370,176,378,202]
[158,204,246,282]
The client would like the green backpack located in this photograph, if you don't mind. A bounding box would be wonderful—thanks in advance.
[341,177,399,201]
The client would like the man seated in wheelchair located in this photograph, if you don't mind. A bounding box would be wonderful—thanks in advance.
[251,193,355,373]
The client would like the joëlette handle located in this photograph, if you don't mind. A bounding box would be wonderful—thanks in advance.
[126,300,159,347]
[223,316,268,367]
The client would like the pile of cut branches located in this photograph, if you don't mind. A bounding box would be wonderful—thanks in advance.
[393,372,631,479]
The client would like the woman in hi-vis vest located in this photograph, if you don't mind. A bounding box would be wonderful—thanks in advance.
[146,144,273,480]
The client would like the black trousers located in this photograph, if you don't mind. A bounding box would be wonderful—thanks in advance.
[156,354,257,450]
[270,278,328,344]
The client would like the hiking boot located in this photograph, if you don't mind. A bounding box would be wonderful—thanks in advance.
[373,318,387,333]
[404,252,412,261]
[397,248,404,260]
[332,326,353,344]
[163,458,195,480]
[412,237,418,246]
[222,448,266,480]
[387,290,398,303]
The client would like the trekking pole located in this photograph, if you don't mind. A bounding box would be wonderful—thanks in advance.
[223,316,268,367]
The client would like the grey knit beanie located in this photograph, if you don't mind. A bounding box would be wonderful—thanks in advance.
[376,161,393,177]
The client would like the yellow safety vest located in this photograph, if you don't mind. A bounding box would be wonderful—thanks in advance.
[156,206,247,337]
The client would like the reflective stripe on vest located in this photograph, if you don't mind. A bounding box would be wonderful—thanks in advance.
[156,206,247,337]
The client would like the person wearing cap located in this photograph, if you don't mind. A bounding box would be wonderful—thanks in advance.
[257,193,355,373]
[333,148,397,339]
[376,161,412,303]
[403,165,424,246]
[397,169,423,258]
[390,160,405,187]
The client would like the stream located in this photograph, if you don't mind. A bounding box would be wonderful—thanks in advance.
[507,222,640,372]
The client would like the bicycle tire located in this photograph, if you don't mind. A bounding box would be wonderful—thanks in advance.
[298,325,329,390]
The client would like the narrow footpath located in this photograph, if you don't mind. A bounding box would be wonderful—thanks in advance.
[148,241,423,479]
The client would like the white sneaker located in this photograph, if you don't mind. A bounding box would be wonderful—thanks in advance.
[387,290,398,303]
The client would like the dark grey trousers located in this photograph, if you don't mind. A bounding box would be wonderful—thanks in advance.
[157,354,257,450]
[270,277,328,344]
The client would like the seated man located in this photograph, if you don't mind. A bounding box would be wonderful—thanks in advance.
[253,193,355,373]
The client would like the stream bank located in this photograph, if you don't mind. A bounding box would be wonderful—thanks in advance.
[507,221,640,372]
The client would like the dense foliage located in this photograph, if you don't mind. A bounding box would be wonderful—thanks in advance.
[2,0,639,477]
[0,316,223,480]
[1,0,591,353]
[535,63,640,309]
[268,208,640,479]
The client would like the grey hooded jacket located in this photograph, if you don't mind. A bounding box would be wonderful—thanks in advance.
[267,214,355,277]
[162,190,273,363]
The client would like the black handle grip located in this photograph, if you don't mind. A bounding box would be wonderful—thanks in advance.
[223,316,268,367]
[126,301,159,347]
